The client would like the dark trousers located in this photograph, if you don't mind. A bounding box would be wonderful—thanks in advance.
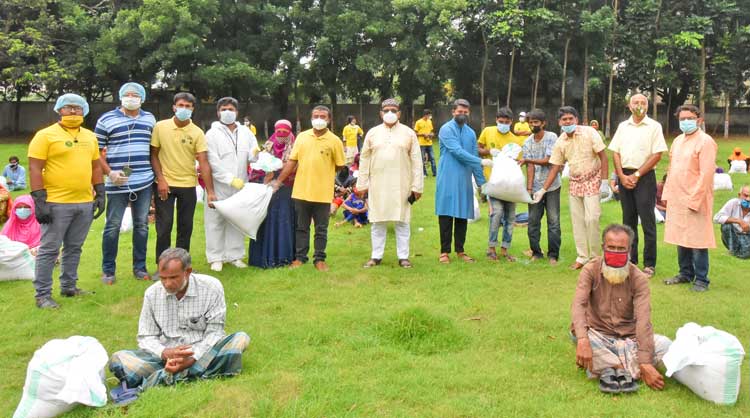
[420,145,436,176]
[154,184,197,263]
[620,169,657,268]
[527,187,562,259]
[439,216,467,253]
[294,199,330,263]
[677,246,710,286]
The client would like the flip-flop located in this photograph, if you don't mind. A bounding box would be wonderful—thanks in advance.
[503,253,517,262]
[663,275,691,285]
[486,251,498,261]
[457,253,476,263]
[439,253,451,264]
[598,368,620,394]
[110,381,140,406]
[615,368,639,393]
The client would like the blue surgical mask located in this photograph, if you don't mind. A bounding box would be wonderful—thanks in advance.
[497,123,511,134]
[15,207,32,220]
[679,119,698,134]
[741,199,750,209]
[561,124,577,134]
[175,108,193,121]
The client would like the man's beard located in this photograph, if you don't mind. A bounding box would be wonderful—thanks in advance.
[602,262,629,285]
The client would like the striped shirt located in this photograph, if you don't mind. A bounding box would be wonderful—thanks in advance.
[95,108,156,193]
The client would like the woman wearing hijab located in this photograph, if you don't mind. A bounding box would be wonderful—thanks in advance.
[248,120,297,268]
[1,195,42,255]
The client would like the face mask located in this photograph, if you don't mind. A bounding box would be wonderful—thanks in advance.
[454,114,468,125]
[15,207,32,220]
[603,249,629,268]
[736,151,741,155]
[519,117,526,122]
[679,120,698,134]
[60,115,84,128]
[244,121,250,126]
[10,163,17,168]
[175,107,192,121]
[497,123,511,134]
[631,106,646,117]
[531,126,542,134]
[121,96,141,111]
[350,121,356,126]
[311,118,328,130]
[561,124,577,134]
[741,199,750,209]
[383,111,398,124]
[220,110,237,125]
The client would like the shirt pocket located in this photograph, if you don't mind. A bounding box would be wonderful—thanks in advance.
[187,315,207,332]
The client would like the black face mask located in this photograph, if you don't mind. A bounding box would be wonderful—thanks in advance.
[454,114,468,125]
[531,126,542,134]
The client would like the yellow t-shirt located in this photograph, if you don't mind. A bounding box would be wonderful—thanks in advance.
[150,118,208,187]
[513,121,531,134]
[28,123,100,203]
[477,127,524,179]
[342,124,364,147]
[414,118,434,146]
[290,129,345,203]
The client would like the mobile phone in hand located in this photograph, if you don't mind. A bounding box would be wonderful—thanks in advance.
[407,192,416,205]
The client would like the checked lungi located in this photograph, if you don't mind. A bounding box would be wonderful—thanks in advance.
[110,332,250,390]
[721,224,750,259]
[572,329,671,379]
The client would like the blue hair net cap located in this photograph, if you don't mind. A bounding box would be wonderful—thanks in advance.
[119,82,146,101]
[54,94,90,117]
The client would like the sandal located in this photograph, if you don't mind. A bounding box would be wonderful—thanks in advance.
[363,258,382,268]
[642,267,655,278]
[439,253,451,264]
[110,381,140,406]
[598,368,621,394]
[615,368,639,393]
[663,275,691,285]
[456,252,476,263]
[486,250,498,261]
[502,252,516,262]
[398,259,413,268]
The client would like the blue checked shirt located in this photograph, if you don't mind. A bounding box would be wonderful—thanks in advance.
[95,108,156,193]
[137,274,227,361]
[522,131,561,193]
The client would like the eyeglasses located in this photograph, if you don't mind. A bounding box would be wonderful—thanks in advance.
[60,105,83,113]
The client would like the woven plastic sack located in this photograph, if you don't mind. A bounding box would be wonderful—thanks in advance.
[0,235,34,281]
[212,183,273,239]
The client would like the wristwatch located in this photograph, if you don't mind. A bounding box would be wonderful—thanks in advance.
[634,170,641,179]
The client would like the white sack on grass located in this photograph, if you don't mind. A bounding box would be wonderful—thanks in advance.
[714,173,733,191]
[663,322,745,405]
[196,185,204,204]
[728,160,747,174]
[119,207,133,233]
[482,145,533,204]
[561,163,570,179]
[14,336,108,418]
[600,182,613,203]
[638,207,666,225]
[0,235,35,281]
[212,183,273,239]
[253,151,283,172]
[468,179,481,223]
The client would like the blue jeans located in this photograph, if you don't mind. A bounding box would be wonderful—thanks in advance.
[488,197,515,249]
[102,187,152,275]
[527,187,561,259]
[420,145,436,176]
[677,246,710,286]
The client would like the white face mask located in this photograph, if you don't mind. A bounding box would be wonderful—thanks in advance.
[311,118,328,130]
[121,96,141,111]
[383,111,398,124]
[220,110,237,125]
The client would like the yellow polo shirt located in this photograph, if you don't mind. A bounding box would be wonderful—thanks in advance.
[150,118,207,187]
[513,121,531,134]
[414,118,434,146]
[28,123,100,203]
[477,127,524,178]
[342,124,364,147]
[290,129,345,203]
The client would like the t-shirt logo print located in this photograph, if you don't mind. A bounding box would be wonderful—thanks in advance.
[181,135,193,145]
[65,141,73,148]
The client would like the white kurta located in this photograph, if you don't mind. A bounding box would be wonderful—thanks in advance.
[357,122,423,223]
[204,121,258,262]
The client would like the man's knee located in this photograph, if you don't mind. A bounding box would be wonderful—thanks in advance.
[225,332,251,352]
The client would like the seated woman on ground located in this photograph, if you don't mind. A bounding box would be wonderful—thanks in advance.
[1,195,41,256]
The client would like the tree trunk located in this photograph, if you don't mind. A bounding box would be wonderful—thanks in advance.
[561,37,571,106]
[294,79,301,133]
[480,31,489,126]
[666,88,672,135]
[724,92,730,139]
[653,0,662,123]
[13,94,21,136]
[506,47,515,108]
[532,61,541,108]
[699,43,706,119]
[582,43,589,123]
[606,0,620,138]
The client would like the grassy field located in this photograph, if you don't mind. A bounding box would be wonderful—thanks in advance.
[1,135,749,418]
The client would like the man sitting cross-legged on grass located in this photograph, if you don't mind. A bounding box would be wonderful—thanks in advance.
[109,248,250,393]
[571,224,671,394]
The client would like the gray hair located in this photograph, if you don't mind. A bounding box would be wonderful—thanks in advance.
[452,99,470,110]
[158,247,192,270]
[602,224,635,247]
[216,96,239,111]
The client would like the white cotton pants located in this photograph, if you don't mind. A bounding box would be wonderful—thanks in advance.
[204,206,246,263]
[371,221,411,260]
[569,194,601,264]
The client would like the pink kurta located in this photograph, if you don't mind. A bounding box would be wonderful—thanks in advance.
[663,130,717,249]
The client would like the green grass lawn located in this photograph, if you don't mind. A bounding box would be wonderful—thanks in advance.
[1,136,750,417]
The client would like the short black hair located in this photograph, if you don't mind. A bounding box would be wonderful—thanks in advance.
[557,106,579,120]
[347,115,356,123]
[527,109,546,122]
[496,107,513,120]
[452,99,470,110]
[216,96,239,111]
[173,92,196,105]
[674,104,701,118]
[423,109,432,116]
[312,105,331,118]
[602,223,635,247]
[8,156,18,163]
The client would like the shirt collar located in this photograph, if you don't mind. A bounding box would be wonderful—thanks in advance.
[627,116,652,126]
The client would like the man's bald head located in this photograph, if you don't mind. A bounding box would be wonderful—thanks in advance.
[740,185,750,198]
[629,94,649,107]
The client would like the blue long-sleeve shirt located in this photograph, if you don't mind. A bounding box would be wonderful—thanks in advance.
[2,164,26,189]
